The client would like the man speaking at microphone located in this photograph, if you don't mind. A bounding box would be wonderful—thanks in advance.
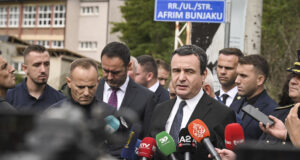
[148,45,236,160]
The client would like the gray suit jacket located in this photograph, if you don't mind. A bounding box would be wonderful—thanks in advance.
[148,92,236,160]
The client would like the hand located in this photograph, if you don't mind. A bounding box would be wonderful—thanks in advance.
[285,103,300,147]
[259,115,287,140]
[208,148,236,160]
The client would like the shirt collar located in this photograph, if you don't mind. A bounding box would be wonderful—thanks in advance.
[104,76,129,93]
[148,80,160,92]
[220,86,238,98]
[176,88,204,111]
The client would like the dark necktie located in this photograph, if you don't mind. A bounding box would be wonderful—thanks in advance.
[108,88,119,108]
[169,100,186,143]
[222,94,229,105]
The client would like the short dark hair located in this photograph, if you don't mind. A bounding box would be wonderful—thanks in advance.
[219,48,244,59]
[23,45,47,62]
[156,59,170,72]
[137,55,158,79]
[171,45,207,75]
[238,54,269,82]
[100,42,130,67]
[70,58,98,77]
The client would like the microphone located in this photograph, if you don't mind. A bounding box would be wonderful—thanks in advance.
[104,115,120,134]
[134,139,141,160]
[224,123,245,150]
[121,123,142,160]
[138,137,156,160]
[155,131,177,160]
[188,119,221,160]
[177,128,197,160]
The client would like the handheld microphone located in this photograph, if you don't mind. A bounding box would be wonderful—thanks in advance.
[138,137,156,160]
[121,123,141,160]
[104,115,120,134]
[177,128,197,160]
[155,131,177,160]
[224,123,245,150]
[188,119,221,160]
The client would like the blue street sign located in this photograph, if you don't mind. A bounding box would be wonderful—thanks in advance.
[154,0,225,23]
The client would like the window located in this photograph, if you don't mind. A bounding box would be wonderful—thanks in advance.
[0,7,7,27]
[79,41,97,50]
[80,6,99,15]
[9,6,19,27]
[23,5,36,27]
[36,40,50,48]
[38,5,51,27]
[13,62,24,74]
[52,40,64,48]
[53,5,65,27]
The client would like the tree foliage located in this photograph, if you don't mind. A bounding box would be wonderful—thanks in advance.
[111,0,175,62]
[262,0,300,101]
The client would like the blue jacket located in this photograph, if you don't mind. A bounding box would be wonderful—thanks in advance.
[230,90,278,140]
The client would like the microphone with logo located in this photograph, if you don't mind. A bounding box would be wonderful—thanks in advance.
[138,137,156,160]
[177,128,197,160]
[121,123,141,160]
[224,123,245,150]
[155,131,177,160]
[188,119,221,160]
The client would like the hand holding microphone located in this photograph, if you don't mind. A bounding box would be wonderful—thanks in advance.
[188,119,221,160]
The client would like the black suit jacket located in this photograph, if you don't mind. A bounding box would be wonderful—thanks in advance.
[155,84,170,104]
[95,78,157,133]
[95,78,157,158]
[148,92,236,160]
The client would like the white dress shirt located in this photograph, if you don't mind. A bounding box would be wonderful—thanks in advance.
[148,80,160,93]
[219,86,238,107]
[103,76,130,110]
[165,89,204,133]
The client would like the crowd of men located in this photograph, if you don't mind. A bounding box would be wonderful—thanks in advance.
[0,42,300,160]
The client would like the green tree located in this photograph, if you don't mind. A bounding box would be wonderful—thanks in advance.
[112,0,175,62]
[262,0,300,101]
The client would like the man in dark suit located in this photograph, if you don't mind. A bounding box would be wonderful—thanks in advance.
[95,42,157,136]
[215,48,244,107]
[148,45,236,160]
[135,55,169,104]
[231,54,278,140]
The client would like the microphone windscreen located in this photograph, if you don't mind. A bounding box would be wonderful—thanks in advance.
[104,115,120,134]
[138,137,156,159]
[188,119,210,143]
[121,123,142,159]
[134,139,141,160]
[155,131,176,157]
[177,128,197,153]
[224,123,245,150]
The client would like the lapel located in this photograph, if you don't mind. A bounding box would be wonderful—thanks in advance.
[161,98,177,128]
[120,78,138,108]
[215,90,220,97]
[186,93,212,126]
[243,92,268,129]
[96,78,105,101]
[155,85,162,95]
[230,97,245,112]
